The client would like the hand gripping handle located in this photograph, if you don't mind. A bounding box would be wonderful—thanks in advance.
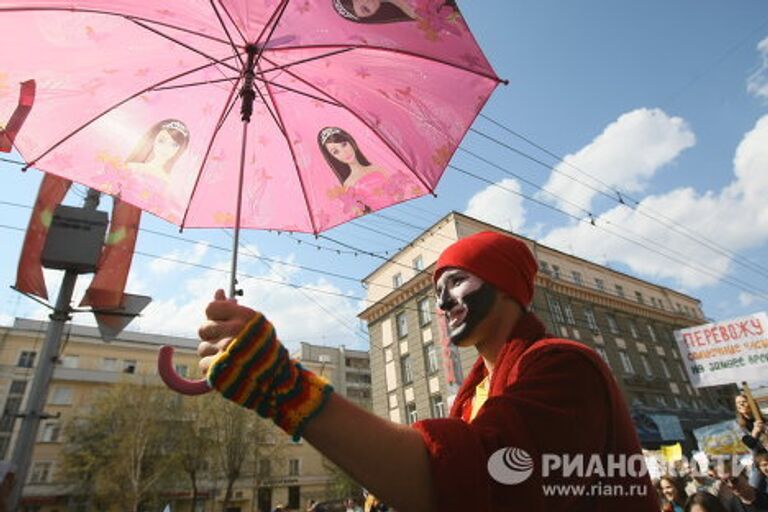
[158,345,212,395]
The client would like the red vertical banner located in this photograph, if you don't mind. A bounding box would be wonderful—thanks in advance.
[0,80,36,152]
[80,199,141,309]
[15,173,72,299]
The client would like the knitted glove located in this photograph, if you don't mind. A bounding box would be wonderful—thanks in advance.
[206,313,333,441]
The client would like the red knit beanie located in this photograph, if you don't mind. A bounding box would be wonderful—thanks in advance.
[433,231,538,308]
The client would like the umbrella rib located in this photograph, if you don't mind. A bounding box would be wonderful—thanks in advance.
[267,43,505,84]
[23,55,241,169]
[0,7,234,47]
[252,0,290,52]
[253,83,287,137]
[260,54,435,195]
[258,48,355,76]
[208,0,245,69]
[215,0,247,46]
[252,76,342,107]
[154,76,239,92]
[128,17,240,75]
[253,0,291,65]
[257,61,319,234]
[180,77,243,229]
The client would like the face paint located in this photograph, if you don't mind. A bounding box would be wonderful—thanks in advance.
[435,269,497,346]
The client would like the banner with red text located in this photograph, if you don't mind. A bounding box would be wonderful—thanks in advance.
[674,312,768,388]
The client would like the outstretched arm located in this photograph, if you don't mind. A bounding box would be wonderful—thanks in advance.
[197,290,435,512]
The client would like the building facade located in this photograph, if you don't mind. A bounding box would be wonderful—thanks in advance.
[1,319,371,512]
[359,212,735,452]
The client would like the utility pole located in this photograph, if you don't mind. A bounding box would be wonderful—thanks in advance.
[9,189,105,511]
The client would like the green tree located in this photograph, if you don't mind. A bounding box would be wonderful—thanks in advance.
[62,382,183,512]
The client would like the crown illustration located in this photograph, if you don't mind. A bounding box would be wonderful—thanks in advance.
[333,0,359,20]
[162,120,189,138]
[320,126,342,145]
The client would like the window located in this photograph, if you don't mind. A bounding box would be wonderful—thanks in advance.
[122,359,137,374]
[659,360,671,379]
[430,394,445,419]
[628,320,639,339]
[9,380,26,395]
[175,364,188,377]
[551,265,561,279]
[674,397,683,409]
[392,273,403,288]
[60,355,79,369]
[595,347,610,365]
[412,255,424,272]
[677,364,687,381]
[424,343,439,374]
[30,462,52,483]
[547,294,564,324]
[102,357,117,371]
[563,303,575,326]
[41,422,61,443]
[571,271,583,286]
[50,387,73,405]
[258,459,271,477]
[640,355,653,377]
[288,486,300,510]
[583,307,598,332]
[405,402,418,425]
[288,459,300,476]
[635,291,644,304]
[615,285,625,298]
[646,324,657,343]
[650,297,658,308]
[395,312,408,338]
[417,298,431,326]
[618,351,634,374]
[595,278,605,291]
[400,355,413,384]
[540,261,550,275]
[18,351,36,368]
[606,314,619,335]
[656,395,668,408]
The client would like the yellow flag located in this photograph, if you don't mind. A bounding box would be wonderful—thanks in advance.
[661,443,683,462]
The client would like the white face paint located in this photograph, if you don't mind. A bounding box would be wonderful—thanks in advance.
[435,268,495,344]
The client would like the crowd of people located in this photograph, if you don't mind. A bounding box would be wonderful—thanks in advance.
[655,394,768,512]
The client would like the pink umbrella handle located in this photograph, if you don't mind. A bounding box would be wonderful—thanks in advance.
[158,345,212,395]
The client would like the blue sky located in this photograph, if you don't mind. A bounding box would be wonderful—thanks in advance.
[2,1,768,352]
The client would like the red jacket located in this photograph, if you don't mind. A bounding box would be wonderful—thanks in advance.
[413,313,659,511]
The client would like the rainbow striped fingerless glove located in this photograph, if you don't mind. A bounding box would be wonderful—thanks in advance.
[206,313,333,441]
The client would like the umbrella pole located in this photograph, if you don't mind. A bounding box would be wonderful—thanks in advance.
[229,120,249,299]
[230,44,258,299]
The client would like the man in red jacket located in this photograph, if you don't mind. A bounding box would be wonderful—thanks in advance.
[197,231,657,511]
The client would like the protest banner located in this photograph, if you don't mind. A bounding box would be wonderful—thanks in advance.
[674,312,768,388]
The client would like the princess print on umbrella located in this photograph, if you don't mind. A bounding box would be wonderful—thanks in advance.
[96,118,190,222]
[331,0,463,39]
[319,126,405,215]
[126,119,190,181]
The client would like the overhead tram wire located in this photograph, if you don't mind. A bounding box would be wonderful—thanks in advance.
[450,167,768,302]
[225,230,368,342]
[473,113,768,280]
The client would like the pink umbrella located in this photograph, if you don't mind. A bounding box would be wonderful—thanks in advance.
[1,0,503,392]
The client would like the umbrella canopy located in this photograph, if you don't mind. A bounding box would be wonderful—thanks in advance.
[1,0,503,233]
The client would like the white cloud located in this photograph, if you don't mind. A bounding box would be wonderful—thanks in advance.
[747,37,768,100]
[538,108,695,215]
[464,178,526,233]
[739,292,759,308]
[149,241,209,274]
[132,250,363,351]
[541,114,768,289]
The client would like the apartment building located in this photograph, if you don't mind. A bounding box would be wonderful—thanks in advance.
[2,319,371,511]
[359,212,735,452]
